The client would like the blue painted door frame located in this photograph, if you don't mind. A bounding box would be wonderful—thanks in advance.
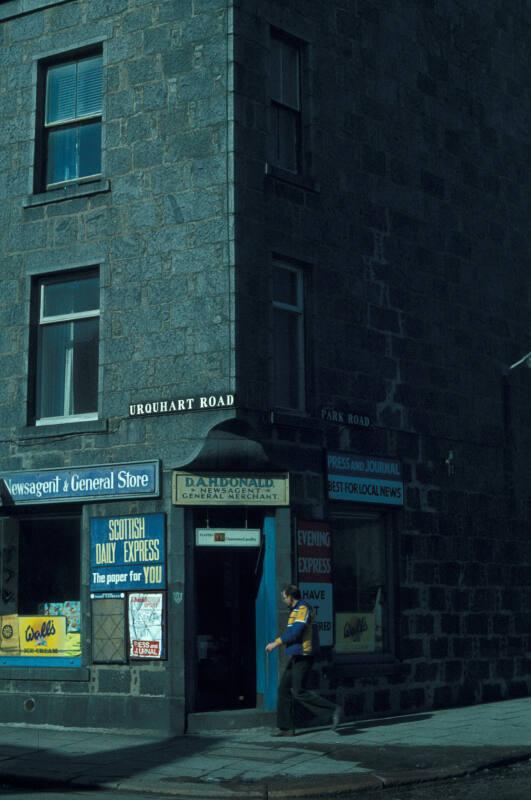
[255,516,277,710]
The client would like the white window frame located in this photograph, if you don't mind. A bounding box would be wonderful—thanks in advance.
[272,260,306,412]
[44,53,103,190]
[35,275,100,426]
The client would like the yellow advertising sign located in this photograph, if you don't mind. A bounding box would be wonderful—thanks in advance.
[335,612,375,653]
[0,615,81,658]
[0,615,19,653]
[19,616,68,656]
[173,472,290,506]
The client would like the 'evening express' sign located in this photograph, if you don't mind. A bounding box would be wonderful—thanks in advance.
[327,452,404,506]
[129,393,235,418]
[90,514,166,591]
[173,472,290,506]
[297,521,333,647]
[1,462,160,505]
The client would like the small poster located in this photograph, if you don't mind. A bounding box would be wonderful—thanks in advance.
[128,592,164,659]
[335,612,375,653]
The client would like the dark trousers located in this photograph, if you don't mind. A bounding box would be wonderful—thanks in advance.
[277,656,336,731]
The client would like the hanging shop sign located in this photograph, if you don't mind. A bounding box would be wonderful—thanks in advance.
[129,393,235,418]
[173,472,290,506]
[297,521,333,647]
[1,461,160,505]
[327,452,404,506]
[320,407,371,427]
[90,513,166,592]
[195,528,261,547]
[128,592,164,659]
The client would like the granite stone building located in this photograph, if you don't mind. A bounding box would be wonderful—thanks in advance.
[1,0,530,733]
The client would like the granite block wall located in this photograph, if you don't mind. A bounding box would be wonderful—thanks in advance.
[234,0,531,716]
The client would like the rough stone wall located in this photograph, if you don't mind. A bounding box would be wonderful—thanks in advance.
[0,0,233,729]
[235,0,531,716]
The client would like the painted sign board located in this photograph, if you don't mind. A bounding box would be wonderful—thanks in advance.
[1,461,160,505]
[90,514,166,591]
[297,521,333,646]
[327,452,403,506]
[129,393,235,418]
[195,528,261,547]
[173,472,290,506]
[320,407,371,427]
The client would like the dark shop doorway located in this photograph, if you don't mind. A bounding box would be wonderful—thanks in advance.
[193,517,263,712]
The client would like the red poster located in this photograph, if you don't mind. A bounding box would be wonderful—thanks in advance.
[297,521,331,583]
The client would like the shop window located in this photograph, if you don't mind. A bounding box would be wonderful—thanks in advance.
[331,514,393,657]
[269,30,302,173]
[0,515,81,667]
[32,269,100,425]
[38,51,103,190]
[272,260,306,411]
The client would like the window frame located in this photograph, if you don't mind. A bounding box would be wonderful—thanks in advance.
[329,510,397,665]
[35,46,103,193]
[272,259,306,413]
[30,268,100,427]
[269,28,303,175]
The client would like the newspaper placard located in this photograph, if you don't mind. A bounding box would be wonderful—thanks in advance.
[128,592,164,659]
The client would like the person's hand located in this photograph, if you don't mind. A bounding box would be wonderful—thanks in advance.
[265,641,277,653]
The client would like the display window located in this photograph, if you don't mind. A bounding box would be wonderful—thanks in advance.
[331,513,393,657]
[0,514,81,666]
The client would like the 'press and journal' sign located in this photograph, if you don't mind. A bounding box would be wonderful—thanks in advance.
[327,453,404,506]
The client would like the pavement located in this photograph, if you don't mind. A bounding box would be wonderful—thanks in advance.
[1,698,531,798]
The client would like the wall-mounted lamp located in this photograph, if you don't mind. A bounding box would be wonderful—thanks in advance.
[508,351,531,372]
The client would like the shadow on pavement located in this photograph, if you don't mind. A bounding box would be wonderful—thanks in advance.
[0,732,223,794]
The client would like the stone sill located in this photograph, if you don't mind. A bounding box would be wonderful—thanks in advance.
[23,179,111,209]
[1,0,74,22]
[0,667,89,681]
[18,418,108,441]
[265,162,320,193]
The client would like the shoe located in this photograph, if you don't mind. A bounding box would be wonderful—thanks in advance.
[332,705,343,730]
[271,728,296,737]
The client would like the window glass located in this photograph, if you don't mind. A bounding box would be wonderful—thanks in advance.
[46,62,76,123]
[279,39,299,109]
[42,274,99,317]
[275,106,299,174]
[72,318,99,413]
[78,122,102,178]
[0,516,81,667]
[332,516,388,655]
[46,127,77,185]
[271,36,299,109]
[273,264,299,306]
[34,271,99,423]
[269,32,302,173]
[272,262,304,411]
[76,56,103,117]
[274,308,301,409]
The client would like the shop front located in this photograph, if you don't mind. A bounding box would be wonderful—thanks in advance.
[172,470,290,717]
[0,460,169,730]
